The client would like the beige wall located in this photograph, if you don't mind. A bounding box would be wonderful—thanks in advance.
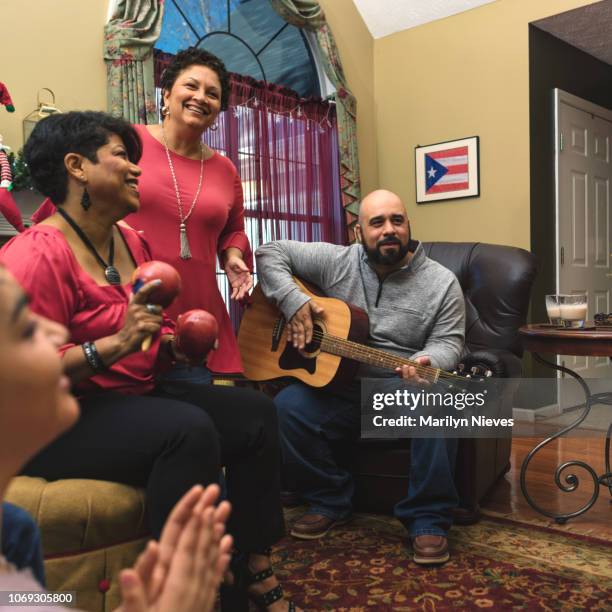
[319,0,378,195]
[0,0,108,152]
[374,0,600,249]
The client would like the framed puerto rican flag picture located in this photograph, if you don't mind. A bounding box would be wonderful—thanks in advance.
[415,136,480,204]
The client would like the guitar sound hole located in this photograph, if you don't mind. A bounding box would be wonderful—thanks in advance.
[302,323,323,355]
[278,323,324,374]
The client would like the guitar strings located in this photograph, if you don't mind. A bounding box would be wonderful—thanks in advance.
[315,336,471,392]
[309,329,447,377]
[317,332,469,393]
[305,329,471,386]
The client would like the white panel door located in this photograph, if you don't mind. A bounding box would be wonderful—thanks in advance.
[557,91,612,401]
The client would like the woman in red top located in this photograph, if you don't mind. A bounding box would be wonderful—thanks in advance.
[127,47,252,381]
[1,112,295,612]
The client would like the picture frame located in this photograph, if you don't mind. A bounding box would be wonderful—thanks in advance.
[415,136,480,204]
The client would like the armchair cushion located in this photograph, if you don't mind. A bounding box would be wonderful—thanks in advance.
[422,242,537,358]
[6,477,147,555]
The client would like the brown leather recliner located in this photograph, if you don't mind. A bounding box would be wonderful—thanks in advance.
[346,242,537,518]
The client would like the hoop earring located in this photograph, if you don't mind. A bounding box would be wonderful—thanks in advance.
[209,122,218,132]
[161,105,170,117]
[80,187,91,211]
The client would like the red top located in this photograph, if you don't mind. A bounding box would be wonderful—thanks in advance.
[30,197,55,224]
[0,224,174,396]
[125,125,252,374]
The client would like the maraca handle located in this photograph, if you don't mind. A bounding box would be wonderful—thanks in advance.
[141,335,153,351]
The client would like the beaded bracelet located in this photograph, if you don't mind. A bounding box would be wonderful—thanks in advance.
[82,341,106,373]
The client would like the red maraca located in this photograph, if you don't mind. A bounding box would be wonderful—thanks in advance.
[175,309,219,364]
[131,261,182,350]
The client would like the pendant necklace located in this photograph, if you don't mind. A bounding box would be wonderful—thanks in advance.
[56,207,122,284]
[161,126,204,259]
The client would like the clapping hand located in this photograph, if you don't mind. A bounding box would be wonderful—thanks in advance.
[115,484,232,612]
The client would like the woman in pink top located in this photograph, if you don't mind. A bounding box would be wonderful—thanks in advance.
[127,47,253,381]
[1,112,296,612]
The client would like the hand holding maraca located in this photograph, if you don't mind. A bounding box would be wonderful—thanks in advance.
[131,261,182,351]
[117,280,165,354]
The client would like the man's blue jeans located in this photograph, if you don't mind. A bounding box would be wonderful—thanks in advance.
[2,502,45,585]
[275,383,459,538]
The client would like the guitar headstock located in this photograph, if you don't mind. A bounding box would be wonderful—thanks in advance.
[452,363,493,382]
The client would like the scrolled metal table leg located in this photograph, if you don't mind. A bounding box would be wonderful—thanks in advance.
[603,422,612,499]
[520,353,601,522]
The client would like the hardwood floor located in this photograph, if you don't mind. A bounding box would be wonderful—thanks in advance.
[481,436,612,540]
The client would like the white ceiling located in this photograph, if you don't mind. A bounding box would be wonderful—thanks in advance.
[352,0,499,39]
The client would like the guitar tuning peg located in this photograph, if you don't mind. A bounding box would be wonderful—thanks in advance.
[485,370,493,378]
[452,370,458,375]
[465,374,471,379]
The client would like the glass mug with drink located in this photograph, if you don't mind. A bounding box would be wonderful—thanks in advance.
[559,294,587,328]
[546,294,588,328]
[545,294,562,326]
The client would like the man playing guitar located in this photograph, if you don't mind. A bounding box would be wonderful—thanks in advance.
[255,189,465,565]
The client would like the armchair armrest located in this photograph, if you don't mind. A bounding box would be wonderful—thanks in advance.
[458,349,522,379]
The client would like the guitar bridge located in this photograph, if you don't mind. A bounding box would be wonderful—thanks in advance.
[271,316,286,351]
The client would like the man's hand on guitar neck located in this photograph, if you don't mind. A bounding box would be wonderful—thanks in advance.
[288,300,325,349]
[396,356,432,385]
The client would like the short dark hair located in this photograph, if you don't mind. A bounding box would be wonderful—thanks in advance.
[23,111,142,205]
[160,47,230,111]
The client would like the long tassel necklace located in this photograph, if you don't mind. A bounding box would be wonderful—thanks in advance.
[56,207,122,284]
[161,126,204,260]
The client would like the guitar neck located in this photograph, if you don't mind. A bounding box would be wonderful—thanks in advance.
[318,334,441,383]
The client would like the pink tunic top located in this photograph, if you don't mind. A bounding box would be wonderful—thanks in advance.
[0,224,174,396]
[126,125,252,374]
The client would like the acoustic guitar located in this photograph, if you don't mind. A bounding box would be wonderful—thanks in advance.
[237,278,488,390]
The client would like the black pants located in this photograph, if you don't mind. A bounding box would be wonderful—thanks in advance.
[23,384,285,551]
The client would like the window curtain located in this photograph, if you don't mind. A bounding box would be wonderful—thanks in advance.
[104,0,165,124]
[268,0,361,240]
[223,74,345,245]
[210,74,345,327]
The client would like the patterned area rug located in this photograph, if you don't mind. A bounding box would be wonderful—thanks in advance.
[271,508,612,611]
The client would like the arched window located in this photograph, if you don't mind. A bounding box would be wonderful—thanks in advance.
[157,0,333,97]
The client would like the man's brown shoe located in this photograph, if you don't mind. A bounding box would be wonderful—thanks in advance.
[280,490,302,507]
[412,535,450,565]
[290,512,349,540]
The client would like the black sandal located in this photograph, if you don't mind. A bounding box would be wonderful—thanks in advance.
[219,548,296,611]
